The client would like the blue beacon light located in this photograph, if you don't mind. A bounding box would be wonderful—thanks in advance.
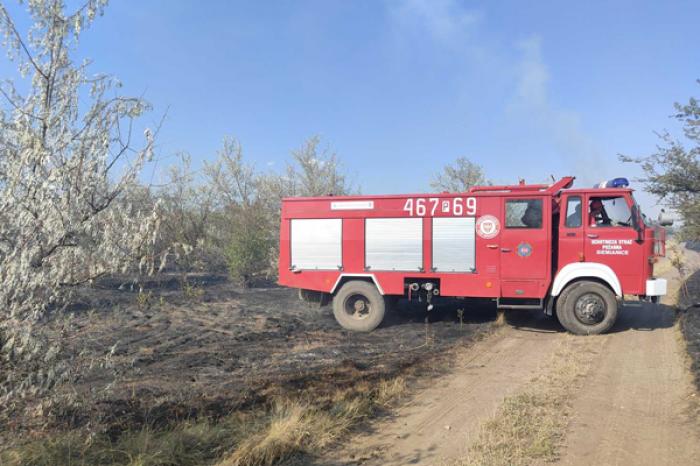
[596,177,629,188]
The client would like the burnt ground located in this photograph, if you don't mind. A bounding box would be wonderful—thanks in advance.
[4,274,495,440]
[682,308,700,390]
[681,267,700,391]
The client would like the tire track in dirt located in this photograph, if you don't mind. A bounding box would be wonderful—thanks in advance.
[555,303,700,466]
[320,314,566,466]
[319,294,700,465]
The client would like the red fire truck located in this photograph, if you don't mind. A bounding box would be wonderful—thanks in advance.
[278,176,669,335]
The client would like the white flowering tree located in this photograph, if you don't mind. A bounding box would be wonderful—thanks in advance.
[0,0,160,400]
[431,157,487,192]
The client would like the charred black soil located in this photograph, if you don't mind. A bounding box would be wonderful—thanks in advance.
[3,274,495,442]
[681,268,700,392]
[682,309,700,390]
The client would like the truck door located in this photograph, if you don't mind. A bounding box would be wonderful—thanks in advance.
[558,194,585,267]
[583,194,645,294]
[500,197,549,298]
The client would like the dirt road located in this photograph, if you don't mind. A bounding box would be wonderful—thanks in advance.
[322,284,700,465]
[557,301,699,466]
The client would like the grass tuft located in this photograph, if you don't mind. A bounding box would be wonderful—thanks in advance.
[218,402,311,466]
[1,417,244,466]
[219,376,407,466]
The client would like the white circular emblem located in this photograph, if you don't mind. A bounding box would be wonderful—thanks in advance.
[476,215,500,239]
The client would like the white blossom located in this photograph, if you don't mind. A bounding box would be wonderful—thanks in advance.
[0,0,159,401]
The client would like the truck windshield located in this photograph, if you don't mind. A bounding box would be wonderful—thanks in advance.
[589,196,633,227]
[631,194,646,227]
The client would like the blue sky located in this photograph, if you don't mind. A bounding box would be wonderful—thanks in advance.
[2,0,699,212]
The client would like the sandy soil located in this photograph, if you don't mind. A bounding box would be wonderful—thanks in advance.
[320,265,700,466]
[320,313,564,466]
[556,301,699,466]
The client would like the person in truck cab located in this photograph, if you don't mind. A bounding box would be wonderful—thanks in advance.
[567,202,582,227]
[521,200,543,228]
[589,198,611,227]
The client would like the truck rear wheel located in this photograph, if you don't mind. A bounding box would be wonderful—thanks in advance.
[332,281,386,332]
[556,281,618,335]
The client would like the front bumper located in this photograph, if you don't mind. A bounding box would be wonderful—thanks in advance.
[646,278,667,296]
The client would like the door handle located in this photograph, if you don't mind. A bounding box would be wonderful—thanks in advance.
[486,244,499,249]
[587,234,599,239]
[566,232,577,237]
[500,248,511,253]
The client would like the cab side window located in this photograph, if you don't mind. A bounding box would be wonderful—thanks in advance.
[506,199,542,228]
[588,196,632,227]
[565,196,582,228]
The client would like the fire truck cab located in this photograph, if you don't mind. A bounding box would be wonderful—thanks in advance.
[278,176,668,335]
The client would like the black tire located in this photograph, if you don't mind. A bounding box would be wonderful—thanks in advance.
[554,282,584,324]
[556,281,618,335]
[332,281,386,332]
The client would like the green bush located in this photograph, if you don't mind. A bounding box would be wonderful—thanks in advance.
[226,208,274,287]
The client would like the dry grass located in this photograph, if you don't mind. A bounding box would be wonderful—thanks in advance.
[217,402,314,466]
[377,377,408,406]
[653,252,675,278]
[0,417,245,466]
[1,376,408,466]
[494,310,506,326]
[218,376,407,466]
[219,401,345,466]
[454,336,600,466]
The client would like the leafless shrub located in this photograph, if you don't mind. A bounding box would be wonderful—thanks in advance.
[157,152,222,273]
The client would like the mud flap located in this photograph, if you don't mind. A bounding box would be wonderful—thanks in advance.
[298,289,332,307]
[544,295,555,316]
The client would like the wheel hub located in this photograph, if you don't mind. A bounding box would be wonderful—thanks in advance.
[345,294,371,320]
[574,293,606,325]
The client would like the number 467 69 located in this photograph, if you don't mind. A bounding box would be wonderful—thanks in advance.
[402,197,476,217]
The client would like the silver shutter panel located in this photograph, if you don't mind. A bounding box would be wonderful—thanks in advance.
[365,218,423,271]
[432,217,476,272]
[291,219,342,270]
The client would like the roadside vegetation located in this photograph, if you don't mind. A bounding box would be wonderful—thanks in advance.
[680,306,700,421]
[3,376,408,466]
[679,262,700,394]
[624,83,700,397]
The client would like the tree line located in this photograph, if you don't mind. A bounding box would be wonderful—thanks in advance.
[152,135,354,286]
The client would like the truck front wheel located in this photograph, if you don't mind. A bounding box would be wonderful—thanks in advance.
[556,281,618,335]
[332,281,386,332]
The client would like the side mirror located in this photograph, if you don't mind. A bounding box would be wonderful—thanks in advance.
[631,204,644,242]
[658,214,674,227]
